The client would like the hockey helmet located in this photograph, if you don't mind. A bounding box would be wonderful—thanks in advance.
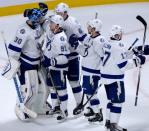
[110,25,123,38]
[49,15,64,27]
[55,3,69,13]
[87,19,102,32]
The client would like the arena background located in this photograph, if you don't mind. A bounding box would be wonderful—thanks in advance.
[0,0,149,16]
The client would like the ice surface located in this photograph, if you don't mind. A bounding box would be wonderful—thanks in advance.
[0,2,149,131]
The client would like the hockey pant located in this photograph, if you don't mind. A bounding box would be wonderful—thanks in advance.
[82,75,101,113]
[105,81,125,124]
[47,69,68,113]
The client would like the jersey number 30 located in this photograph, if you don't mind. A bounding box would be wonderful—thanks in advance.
[14,37,22,44]
[103,51,111,66]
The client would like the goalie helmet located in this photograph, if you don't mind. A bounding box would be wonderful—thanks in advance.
[55,3,69,13]
[87,19,102,32]
[110,25,123,38]
[26,8,43,23]
[49,15,64,27]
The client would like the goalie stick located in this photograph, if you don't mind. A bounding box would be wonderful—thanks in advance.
[0,31,37,118]
[135,15,147,106]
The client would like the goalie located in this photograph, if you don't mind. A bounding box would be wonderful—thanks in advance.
[1,8,51,121]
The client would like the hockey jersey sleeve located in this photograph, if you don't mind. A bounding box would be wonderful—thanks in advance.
[115,45,138,72]
[8,27,28,60]
[75,35,91,57]
[71,19,86,42]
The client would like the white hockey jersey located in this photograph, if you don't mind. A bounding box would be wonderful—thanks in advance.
[8,22,44,66]
[77,35,106,76]
[44,30,70,70]
[100,40,135,84]
[62,15,86,59]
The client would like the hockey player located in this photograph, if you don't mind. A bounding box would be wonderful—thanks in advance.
[42,15,70,122]
[55,3,87,115]
[70,19,105,122]
[101,25,146,131]
[1,8,52,121]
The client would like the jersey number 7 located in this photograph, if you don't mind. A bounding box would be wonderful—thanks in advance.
[103,51,111,66]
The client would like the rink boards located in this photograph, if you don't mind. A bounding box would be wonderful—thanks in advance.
[0,0,149,16]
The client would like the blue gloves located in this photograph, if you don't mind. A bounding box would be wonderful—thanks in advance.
[137,55,146,65]
[69,34,79,49]
[42,56,57,67]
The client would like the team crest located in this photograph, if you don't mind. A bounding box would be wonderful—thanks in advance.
[20,29,25,34]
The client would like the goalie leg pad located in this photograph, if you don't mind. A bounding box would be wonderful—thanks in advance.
[22,70,39,111]
[32,70,51,115]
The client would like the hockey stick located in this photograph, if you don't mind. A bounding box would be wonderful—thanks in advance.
[128,38,139,50]
[0,31,37,118]
[95,12,98,19]
[73,84,102,115]
[135,15,147,106]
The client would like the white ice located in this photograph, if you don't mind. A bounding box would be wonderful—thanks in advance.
[0,2,149,131]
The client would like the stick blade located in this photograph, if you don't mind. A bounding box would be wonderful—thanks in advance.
[136,15,147,27]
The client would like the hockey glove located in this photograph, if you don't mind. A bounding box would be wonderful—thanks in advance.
[50,57,57,67]
[69,34,79,50]
[133,55,146,66]
[132,45,149,56]
[132,46,143,56]
[42,56,57,67]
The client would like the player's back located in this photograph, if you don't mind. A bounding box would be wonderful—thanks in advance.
[101,40,127,84]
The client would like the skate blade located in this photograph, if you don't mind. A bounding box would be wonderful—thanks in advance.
[88,120,103,125]
[38,113,53,118]
[57,118,67,123]
[72,113,82,119]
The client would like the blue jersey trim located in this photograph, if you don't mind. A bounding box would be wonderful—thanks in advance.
[117,61,128,69]
[69,52,79,57]
[82,66,100,74]
[21,53,40,62]
[8,44,21,52]
[101,73,124,79]
[55,63,68,68]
